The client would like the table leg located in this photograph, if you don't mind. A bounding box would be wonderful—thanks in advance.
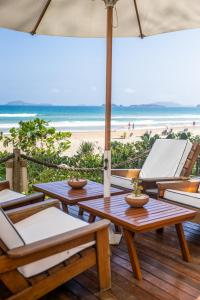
[79,207,84,216]
[123,229,142,280]
[156,228,164,234]
[62,203,69,213]
[175,223,191,262]
[88,214,96,223]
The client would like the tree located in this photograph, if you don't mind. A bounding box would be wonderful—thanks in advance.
[0,118,71,155]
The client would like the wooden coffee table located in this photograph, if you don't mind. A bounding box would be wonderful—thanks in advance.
[33,180,127,213]
[79,195,196,280]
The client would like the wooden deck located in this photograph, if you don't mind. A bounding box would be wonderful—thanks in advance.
[40,206,200,300]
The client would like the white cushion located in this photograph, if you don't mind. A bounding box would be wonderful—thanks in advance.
[0,189,24,203]
[111,175,132,190]
[111,139,192,189]
[15,207,94,278]
[0,208,25,249]
[140,139,192,179]
[164,189,200,209]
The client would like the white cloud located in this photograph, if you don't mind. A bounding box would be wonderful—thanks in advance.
[124,88,135,94]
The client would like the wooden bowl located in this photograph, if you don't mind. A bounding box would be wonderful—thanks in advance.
[67,179,87,189]
[125,194,149,208]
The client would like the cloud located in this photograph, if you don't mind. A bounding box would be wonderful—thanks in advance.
[51,88,60,93]
[124,88,135,94]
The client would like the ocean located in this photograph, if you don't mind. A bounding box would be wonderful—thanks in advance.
[0,105,200,133]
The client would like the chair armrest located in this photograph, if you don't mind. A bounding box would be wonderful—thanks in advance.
[111,169,141,178]
[1,192,45,210]
[141,176,189,183]
[157,180,200,198]
[6,199,61,223]
[0,219,110,273]
[0,180,10,191]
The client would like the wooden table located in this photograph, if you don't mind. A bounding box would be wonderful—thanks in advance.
[79,195,196,280]
[33,180,127,213]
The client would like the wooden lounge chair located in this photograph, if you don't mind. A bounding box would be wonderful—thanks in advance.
[158,179,200,223]
[0,200,111,299]
[0,180,45,210]
[111,139,200,197]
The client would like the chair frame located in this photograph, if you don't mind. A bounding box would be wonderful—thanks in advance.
[0,200,111,299]
[157,179,200,223]
[111,143,200,195]
[0,180,45,211]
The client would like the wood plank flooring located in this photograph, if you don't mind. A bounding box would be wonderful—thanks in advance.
[41,206,200,300]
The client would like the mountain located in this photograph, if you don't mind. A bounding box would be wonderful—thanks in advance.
[150,101,181,107]
[5,101,52,106]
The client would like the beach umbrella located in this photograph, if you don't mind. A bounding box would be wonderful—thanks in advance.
[0,0,200,197]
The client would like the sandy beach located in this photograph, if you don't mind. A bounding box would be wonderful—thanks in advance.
[66,124,200,156]
[1,124,200,156]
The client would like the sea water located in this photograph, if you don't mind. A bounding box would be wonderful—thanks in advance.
[0,105,200,133]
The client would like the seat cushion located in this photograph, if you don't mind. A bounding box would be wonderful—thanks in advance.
[0,208,25,249]
[111,175,132,190]
[15,207,94,278]
[164,189,200,209]
[140,139,192,179]
[0,189,24,203]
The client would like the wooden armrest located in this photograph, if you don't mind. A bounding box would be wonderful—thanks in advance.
[1,192,45,210]
[6,199,61,223]
[0,180,10,191]
[141,176,189,183]
[157,180,200,198]
[0,219,110,273]
[111,169,141,178]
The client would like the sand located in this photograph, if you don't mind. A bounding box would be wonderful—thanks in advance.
[1,124,200,156]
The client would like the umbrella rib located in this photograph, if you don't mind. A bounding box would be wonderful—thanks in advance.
[31,0,52,35]
[133,0,144,38]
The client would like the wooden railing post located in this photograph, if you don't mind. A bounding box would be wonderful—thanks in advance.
[13,148,21,192]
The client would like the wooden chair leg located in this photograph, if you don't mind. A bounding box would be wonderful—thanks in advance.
[123,229,142,281]
[96,227,111,292]
[175,223,191,262]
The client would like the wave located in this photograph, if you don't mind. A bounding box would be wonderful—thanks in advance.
[0,113,37,118]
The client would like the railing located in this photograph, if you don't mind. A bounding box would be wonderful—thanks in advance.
[1,148,200,193]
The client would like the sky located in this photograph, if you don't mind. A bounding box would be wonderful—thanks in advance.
[0,27,200,106]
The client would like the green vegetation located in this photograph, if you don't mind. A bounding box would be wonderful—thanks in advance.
[0,119,199,191]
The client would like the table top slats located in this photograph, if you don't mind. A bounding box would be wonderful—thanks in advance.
[33,180,127,204]
[79,196,196,232]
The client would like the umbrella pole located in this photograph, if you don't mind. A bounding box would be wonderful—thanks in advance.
[104,4,113,198]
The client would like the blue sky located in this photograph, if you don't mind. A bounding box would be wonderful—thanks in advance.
[0,28,200,106]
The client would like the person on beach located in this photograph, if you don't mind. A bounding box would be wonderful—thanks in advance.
[132,122,135,130]
[128,122,131,130]
[193,121,196,127]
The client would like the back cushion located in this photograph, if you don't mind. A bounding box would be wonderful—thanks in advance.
[0,208,24,249]
[140,139,192,179]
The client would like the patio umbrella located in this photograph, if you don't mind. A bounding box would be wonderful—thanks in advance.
[0,0,200,197]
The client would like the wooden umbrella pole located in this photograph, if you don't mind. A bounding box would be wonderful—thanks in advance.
[105,5,113,152]
[104,1,115,199]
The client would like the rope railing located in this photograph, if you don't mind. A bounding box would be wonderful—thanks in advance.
[0,150,150,172]
[21,154,103,172]
[0,154,14,164]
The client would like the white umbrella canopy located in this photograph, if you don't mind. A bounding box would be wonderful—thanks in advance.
[0,0,200,37]
[1,0,200,197]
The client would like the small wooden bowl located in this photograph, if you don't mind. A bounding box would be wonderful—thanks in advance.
[68,179,87,189]
[125,194,149,208]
